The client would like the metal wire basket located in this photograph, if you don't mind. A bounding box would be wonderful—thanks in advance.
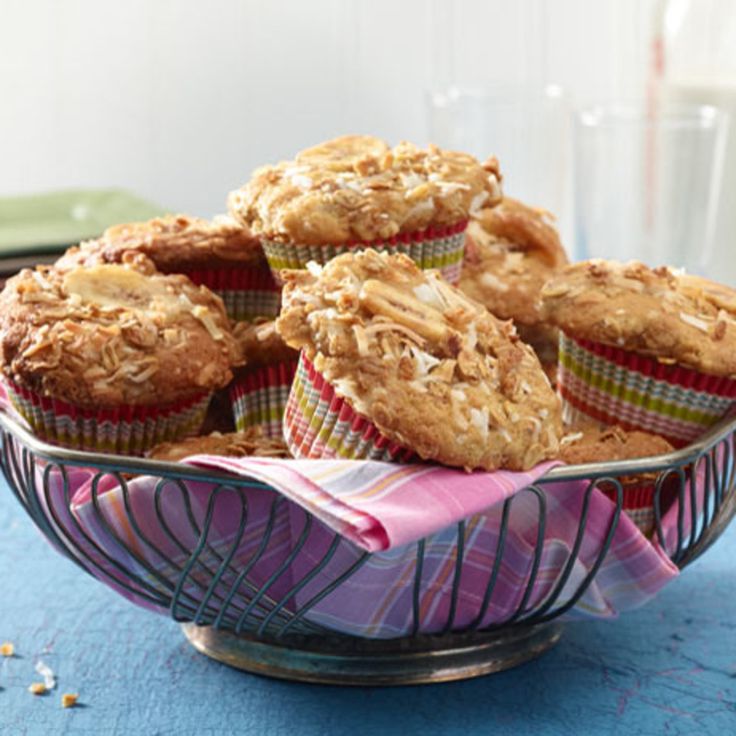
[1,407,735,685]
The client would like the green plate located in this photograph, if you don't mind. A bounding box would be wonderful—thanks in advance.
[0,189,165,258]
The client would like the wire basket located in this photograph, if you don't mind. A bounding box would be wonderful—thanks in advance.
[1,407,735,685]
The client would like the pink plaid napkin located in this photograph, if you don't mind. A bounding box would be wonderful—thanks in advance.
[62,454,680,637]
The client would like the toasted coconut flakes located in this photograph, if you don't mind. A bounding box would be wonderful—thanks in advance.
[29,683,47,695]
[679,311,711,333]
[408,345,441,377]
[412,283,443,309]
[1,642,15,657]
[480,272,510,292]
[192,306,224,340]
[499,428,513,443]
[306,261,323,277]
[469,407,489,438]
[35,659,56,690]
[469,191,489,215]
[409,380,429,393]
[352,324,370,357]
[560,431,584,447]
[364,321,426,347]
[128,363,160,383]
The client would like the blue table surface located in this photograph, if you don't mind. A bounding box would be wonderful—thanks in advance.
[1,476,735,736]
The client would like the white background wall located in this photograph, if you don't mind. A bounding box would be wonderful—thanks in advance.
[1,0,656,221]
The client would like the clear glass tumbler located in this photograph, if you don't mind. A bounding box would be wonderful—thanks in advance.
[573,103,729,277]
[426,85,573,244]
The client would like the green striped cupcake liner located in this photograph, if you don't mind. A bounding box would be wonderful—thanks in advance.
[261,220,467,285]
[283,352,415,461]
[558,332,736,447]
[5,379,210,455]
[230,361,298,439]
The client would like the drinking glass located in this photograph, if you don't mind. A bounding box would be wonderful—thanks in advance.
[427,85,573,244]
[573,103,729,276]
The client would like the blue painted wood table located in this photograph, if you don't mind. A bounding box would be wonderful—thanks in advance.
[1,475,735,736]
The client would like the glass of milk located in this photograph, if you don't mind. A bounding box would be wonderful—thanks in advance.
[573,102,728,276]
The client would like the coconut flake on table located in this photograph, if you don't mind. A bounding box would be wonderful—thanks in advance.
[35,659,56,691]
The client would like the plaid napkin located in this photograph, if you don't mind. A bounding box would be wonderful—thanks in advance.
[59,454,681,637]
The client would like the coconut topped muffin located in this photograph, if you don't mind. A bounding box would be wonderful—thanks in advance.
[149,428,290,462]
[228,135,503,245]
[277,249,562,471]
[460,197,568,324]
[540,259,736,377]
[0,260,239,408]
[233,319,298,368]
[559,423,675,468]
[56,214,266,272]
[459,197,568,363]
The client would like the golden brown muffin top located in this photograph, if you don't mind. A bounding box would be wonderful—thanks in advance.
[559,423,675,466]
[0,261,240,408]
[228,135,503,245]
[149,428,290,462]
[232,319,298,368]
[276,249,561,471]
[540,260,736,377]
[459,198,568,329]
[56,214,265,272]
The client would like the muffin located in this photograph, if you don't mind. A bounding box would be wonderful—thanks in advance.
[559,423,677,535]
[458,197,568,369]
[276,249,562,470]
[228,135,502,285]
[230,319,299,437]
[149,428,290,462]
[56,214,280,322]
[541,260,736,446]
[0,260,239,454]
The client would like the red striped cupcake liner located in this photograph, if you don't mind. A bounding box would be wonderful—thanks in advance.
[5,379,210,456]
[182,265,281,322]
[229,361,298,439]
[261,220,468,286]
[598,481,678,537]
[558,332,736,448]
[284,352,415,462]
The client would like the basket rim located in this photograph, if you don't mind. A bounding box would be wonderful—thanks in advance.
[0,405,733,488]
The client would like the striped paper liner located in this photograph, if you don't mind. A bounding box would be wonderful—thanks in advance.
[284,352,415,462]
[230,360,298,438]
[182,264,281,322]
[598,481,678,537]
[5,379,210,455]
[558,332,736,447]
[261,220,467,286]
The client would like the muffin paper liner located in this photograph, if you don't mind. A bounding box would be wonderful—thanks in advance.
[558,333,736,447]
[230,360,298,438]
[284,352,415,462]
[182,265,281,322]
[261,221,468,285]
[598,482,677,537]
[5,379,210,455]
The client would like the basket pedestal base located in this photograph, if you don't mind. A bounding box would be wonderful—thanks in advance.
[181,622,563,685]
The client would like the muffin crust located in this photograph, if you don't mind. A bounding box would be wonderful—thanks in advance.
[228,135,503,245]
[56,214,265,272]
[277,249,561,471]
[0,261,239,407]
[540,260,736,377]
